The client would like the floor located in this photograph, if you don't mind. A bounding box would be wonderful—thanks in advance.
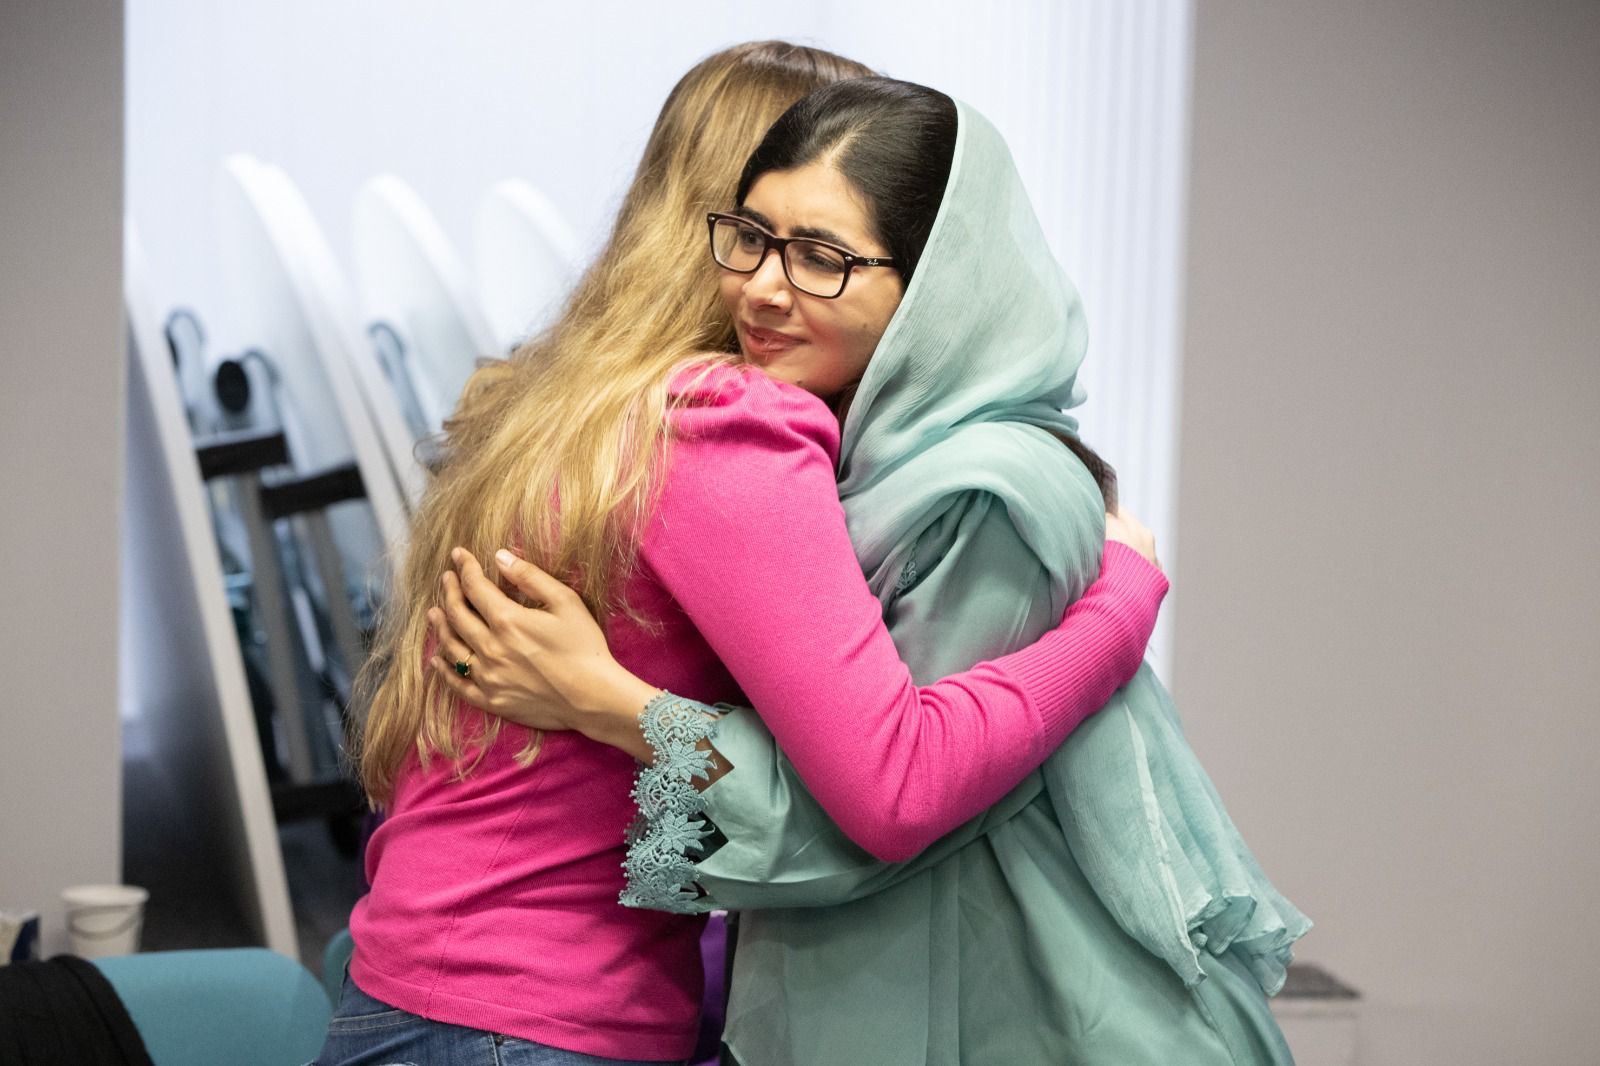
[123,743,365,968]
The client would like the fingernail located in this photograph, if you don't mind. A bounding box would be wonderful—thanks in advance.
[450,547,463,564]
[495,550,515,569]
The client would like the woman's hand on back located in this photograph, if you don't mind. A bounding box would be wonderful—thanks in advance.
[1104,506,1161,573]
[429,548,660,751]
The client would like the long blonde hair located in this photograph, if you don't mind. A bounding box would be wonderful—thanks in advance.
[358,41,874,806]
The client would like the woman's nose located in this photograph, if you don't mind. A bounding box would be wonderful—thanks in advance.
[743,249,793,311]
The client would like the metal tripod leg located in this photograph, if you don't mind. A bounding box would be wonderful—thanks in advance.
[236,474,316,783]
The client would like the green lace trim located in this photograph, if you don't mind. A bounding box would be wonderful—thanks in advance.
[618,693,723,914]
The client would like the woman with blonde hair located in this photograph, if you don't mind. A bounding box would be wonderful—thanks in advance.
[319,44,1167,1066]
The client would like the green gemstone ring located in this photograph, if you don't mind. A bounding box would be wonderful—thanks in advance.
[454,655,473,678]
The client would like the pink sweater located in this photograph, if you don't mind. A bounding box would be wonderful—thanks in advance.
[349,365,1168,1060]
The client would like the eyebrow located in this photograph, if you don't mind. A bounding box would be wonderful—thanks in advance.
[734,205,862,255]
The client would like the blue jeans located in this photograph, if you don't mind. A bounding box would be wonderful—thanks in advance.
[312,974,685,1066]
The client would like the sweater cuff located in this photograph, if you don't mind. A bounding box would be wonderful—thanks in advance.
[1005,541,1168,743]
[1100,540,1171,611]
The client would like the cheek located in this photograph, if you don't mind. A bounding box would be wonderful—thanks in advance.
[855,293,902,366]
[844,307,892,372]
[719,275,743,315]
[803,316,871,389]
[839,321,874,373]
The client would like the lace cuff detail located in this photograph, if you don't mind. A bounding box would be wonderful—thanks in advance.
[618,693,724,913]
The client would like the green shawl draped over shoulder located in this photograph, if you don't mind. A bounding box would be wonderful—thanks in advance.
[623,100,1307,1065]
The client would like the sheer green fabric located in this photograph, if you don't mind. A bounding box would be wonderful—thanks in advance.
[629,99,1306,1063]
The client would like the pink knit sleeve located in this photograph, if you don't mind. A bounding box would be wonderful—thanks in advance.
[642,369,1167,861]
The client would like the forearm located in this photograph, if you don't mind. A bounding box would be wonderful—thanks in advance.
[634,392,1168,860]
[639,496,1164,861]
[618,496,1080,909]
[617,700,1044,915]
[994,540,1167,738]
[693,708,1043,909]
[765,530,1164,859]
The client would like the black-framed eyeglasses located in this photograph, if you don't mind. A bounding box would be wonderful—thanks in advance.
[707,212,896,300]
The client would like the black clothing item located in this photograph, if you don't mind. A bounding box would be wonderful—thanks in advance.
[0,955,155,1066]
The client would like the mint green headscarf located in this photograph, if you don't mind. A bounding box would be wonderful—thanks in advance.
[624,97,1306,1064]
[834,97,1312,995]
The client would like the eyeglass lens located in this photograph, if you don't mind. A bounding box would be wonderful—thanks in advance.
[711,217,850,298]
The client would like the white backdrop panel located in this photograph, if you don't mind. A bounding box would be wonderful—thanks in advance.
[127,0,1192,664]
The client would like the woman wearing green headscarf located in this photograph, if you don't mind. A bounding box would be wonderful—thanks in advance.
[437,78,1305,1063]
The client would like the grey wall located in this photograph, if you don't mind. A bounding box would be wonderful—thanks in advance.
[1177,2,1600,1062]
[0,0,126,955]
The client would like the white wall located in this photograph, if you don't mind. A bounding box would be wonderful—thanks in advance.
[0,0,126,955]
[1177,2,1600,1062]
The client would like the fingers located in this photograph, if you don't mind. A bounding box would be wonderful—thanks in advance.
[1103,509,1161,571]
[427,606,486,703]
[439,564,494,652]
[428,648,489,710]
[452,548,523,624]
[490,549,575,610]
[428,606,471,664]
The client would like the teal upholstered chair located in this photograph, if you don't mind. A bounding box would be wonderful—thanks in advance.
[92,949,330,1066]
[320,927,355,1005]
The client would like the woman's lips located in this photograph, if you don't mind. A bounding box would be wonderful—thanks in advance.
[741,324,802,359]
